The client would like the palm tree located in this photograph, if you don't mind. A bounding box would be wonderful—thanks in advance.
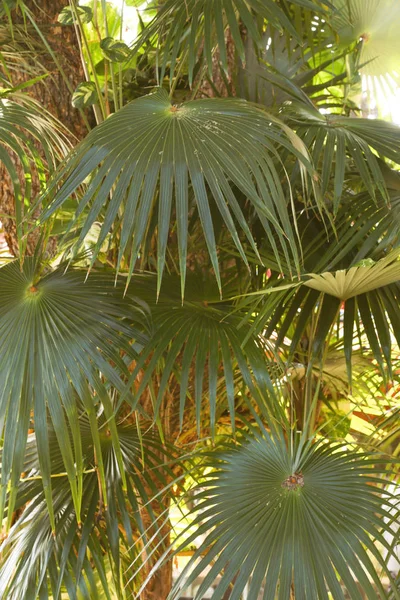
[0,0,400,598]
[0,0,89,254]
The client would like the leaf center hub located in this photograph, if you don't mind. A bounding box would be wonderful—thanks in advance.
[281,472,304,491]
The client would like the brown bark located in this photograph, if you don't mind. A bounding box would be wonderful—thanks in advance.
[11,0,87,139]
[0,0,88,256]
[198,30,237,98]
[140,498,173,600]
[139,386,175,600]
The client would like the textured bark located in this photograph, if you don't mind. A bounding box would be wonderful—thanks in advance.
[139,386,175,600]
[140,500,173,600]
[0,0,87,256]
[198,29,237,98]
[11,0,87,138]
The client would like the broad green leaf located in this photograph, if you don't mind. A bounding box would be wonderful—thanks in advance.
[58,6,93,26]
[42,89,315,294]
[100,37,131,63]
[72,81,98,109]
[170,431,399,600]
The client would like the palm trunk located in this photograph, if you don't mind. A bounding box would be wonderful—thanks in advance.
[198,29,237,98]
[0,0,88,256]
[140,500,173,600]
[10,0,87,137]
[138,387,175,600]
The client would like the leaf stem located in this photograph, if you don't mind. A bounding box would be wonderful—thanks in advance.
[69,0,106,122]
[101,0,119,112]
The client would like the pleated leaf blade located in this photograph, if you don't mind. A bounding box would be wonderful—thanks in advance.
[42,89,315,294]
[0,259,147,530]
[171,432,399,600]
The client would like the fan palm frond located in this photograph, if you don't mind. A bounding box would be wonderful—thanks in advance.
[0,414,175,600]
[244,191,400,380]
[260,281,400,384]
[170,430,399,600]
[331,0,400,82]
[131,0,330,86]
[42,89,315,294]
[122,273,280,435]
[0,258,148,530]
[283,101,400,209]
[305,248,400,299]
[0,92,70,255]
[239,25,350,110]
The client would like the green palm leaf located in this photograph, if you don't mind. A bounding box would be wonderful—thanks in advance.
[0,93,69,255]
[42,89,314,294]
[261,282,400,384]
[239,26,350,110]
[122,273,279,434]
[131,0,329,85]
[284,102,400,209]
[171,431,399,600]
[0,258,148,532]
[0,414,175,599]
[245,192,400,380]
[331,0,400,84]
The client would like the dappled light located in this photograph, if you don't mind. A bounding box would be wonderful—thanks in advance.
[0,1,399,599]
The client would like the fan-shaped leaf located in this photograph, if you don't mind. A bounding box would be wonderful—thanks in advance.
[260,282,400,382]
[284,102,400,208]
[0,414,175,600]
[122,273,279,434]
[171,431,399,600]
[247,192,400,378]
[305,249,400,299]
[331,0,400,83]
[0,259,148,530]
[132,0,329,84]
[0,94,69,255]
[42,89,314,294]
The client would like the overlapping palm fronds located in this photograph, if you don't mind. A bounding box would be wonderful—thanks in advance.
[0,413,176,600]
[170,430,400,600]
[0,258,148,530]
[42,88,316,293]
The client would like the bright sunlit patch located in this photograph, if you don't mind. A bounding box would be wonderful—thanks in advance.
[331,0,400,123]
[108,0,150,44]
[80,0,152,45]
[361,72,400,122]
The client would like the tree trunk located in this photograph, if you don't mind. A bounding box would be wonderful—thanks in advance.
[198,30,237,98]
[10,0,87,138]
[139,387,175,600]
[0,0,88,256]
[140,500,173,600]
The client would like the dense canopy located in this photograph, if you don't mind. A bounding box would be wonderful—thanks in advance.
[0,0,399,598]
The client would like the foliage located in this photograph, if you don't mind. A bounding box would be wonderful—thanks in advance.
[0,0,399,598]
[42,89,314,291]
[0,414,175,599]
[172,431,398,600]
